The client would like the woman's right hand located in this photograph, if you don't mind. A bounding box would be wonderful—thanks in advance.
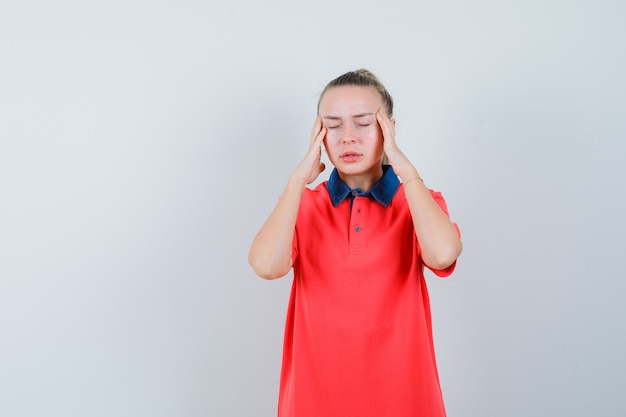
[292,116,326,184]
[249,116,327,279]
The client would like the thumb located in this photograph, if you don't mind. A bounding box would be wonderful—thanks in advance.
[307,162,326,184]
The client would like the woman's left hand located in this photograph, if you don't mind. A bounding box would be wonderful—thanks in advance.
[376,109,416,180]
[377,109,461,269]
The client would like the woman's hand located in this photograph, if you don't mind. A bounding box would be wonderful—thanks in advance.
[376,109,417,181]
[376,109,461,269]
[292,115,327,184]
[249,117,326,280]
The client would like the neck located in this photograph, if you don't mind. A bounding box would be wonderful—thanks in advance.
[339,165,384,191]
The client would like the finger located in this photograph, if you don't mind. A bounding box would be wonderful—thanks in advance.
[311,126,326,149]
[309,115,322,144]
[376,109,394,139]
[376,108,389,130]
[316,126,326,142]
[305,126,325,162]
[376,108,393,126]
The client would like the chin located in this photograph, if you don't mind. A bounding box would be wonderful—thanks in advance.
[339,163,380,176]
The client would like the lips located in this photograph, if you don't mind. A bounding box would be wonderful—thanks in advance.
[340,151,362,162]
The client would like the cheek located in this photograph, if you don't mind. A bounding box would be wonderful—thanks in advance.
[367,128,384,146]
[324,129,342,143]
[372,133,385,154]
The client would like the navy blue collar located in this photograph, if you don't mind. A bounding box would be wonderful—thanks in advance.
[327,165,400,207]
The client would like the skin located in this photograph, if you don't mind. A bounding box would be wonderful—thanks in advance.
[320,86,385,190]
[248,85,462,279]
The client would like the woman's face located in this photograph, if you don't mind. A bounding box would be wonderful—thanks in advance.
[318,86,385,180]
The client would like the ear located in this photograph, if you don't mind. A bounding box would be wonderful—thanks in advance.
[391,119,397,128]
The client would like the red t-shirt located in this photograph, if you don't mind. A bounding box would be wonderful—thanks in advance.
[278,181,458,417]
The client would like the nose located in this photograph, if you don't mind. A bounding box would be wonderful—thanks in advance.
[342,126,357,143]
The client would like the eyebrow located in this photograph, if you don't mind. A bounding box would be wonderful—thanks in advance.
[322,112,374,120]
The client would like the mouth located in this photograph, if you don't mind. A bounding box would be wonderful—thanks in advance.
[340,152,362,162]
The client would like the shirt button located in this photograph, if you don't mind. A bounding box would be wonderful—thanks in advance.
[355,225,361,232]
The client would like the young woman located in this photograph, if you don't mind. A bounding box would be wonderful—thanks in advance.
[249,69,462,417]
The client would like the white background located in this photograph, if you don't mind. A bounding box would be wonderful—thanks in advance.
[1,1,625,416]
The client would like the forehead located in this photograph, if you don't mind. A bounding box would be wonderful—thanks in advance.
[319,85,382,115]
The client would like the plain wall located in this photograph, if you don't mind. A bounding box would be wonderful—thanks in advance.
[1,1,625,416]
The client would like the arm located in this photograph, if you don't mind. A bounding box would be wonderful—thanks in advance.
[376,110,462,270]
[248,117,327,280]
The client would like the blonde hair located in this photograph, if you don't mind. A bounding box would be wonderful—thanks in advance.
[318,69,394,165]
[317,68,394,117]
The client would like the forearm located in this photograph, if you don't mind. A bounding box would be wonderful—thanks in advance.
[376,109,462,270]
[248,175,307,279]
[400,168,462,270]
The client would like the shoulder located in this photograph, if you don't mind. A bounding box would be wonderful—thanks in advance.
[395,185,450,211]
[300,181,331,207]
[303,181,329,197]
[396,184,448,200]
[297,182,338,228]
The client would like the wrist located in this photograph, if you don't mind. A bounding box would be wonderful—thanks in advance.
[403,175,424,186]
[397,167,422,183]
[287,173,308,190]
